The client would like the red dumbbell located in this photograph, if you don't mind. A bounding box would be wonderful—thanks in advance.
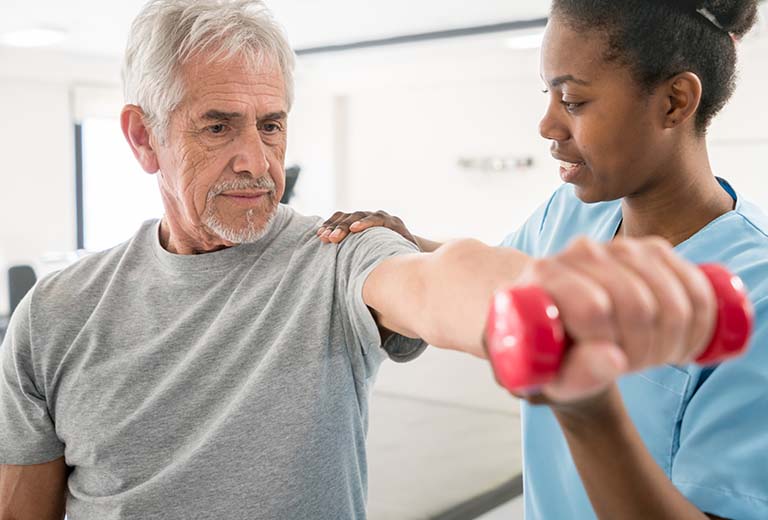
[484,264,754,394]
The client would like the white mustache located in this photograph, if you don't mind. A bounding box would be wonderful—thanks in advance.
[208,177,276,199]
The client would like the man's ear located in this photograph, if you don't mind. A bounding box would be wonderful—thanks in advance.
[121,104,160,173]
[661,72,703,130]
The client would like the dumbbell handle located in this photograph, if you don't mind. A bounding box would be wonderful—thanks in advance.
[484,264,754,394]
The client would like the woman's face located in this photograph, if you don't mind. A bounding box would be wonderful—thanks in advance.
[539,15,672,203]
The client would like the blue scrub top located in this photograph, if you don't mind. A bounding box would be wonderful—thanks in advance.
[501,179,768,520]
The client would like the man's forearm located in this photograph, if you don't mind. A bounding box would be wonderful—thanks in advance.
[365,239,530,357]
[553,387,725,520]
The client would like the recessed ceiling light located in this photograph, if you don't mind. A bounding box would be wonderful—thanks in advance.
[0,28,67,48]
[505,31,544,50]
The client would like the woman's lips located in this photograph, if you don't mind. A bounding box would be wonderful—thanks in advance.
[559,160,586,183]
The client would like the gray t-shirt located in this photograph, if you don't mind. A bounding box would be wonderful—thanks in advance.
[0,204,425,519]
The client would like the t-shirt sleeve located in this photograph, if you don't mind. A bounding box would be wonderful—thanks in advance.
[335,227,427,375]
[670,297,768,519]
[0,292,65,465]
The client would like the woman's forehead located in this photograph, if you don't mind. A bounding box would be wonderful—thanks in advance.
[540,18,618,88]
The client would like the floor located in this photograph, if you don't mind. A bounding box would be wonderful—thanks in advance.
[476,496,524,519]
[366,347,524,519]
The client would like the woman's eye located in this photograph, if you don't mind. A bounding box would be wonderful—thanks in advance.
[562,100,584,112]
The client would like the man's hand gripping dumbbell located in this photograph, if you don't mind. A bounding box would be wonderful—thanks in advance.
[484,237,753,403]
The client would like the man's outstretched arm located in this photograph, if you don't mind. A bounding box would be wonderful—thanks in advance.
[363,236,716,401]
[363,238,528,358]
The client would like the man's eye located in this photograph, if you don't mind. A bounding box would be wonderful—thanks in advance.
[208,124,227,134]
[260,122,283,134]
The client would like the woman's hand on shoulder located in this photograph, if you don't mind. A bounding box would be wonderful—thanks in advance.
[317,210,418,247]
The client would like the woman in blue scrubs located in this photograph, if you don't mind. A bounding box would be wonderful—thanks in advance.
[319,1,768,518]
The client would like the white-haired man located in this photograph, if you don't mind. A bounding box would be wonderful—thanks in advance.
[0,1,719,519]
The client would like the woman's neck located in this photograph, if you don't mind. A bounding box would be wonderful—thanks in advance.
[616,147,735,246]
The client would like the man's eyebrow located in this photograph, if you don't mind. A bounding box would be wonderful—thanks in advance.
[199,110,287,121]
[200,110,244,121]
[546,75,591,88]
[261,111,287,121]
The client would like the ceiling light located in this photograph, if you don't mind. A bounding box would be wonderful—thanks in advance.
[505,31,544,50]
[0,28,67,48]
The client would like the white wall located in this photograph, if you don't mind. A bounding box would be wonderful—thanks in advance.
[708,39,768,206]
[0,47,121,314]
[289,36,559,245]
[0,79,75,261]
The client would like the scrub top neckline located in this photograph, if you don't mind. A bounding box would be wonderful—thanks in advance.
[608,177,739,249]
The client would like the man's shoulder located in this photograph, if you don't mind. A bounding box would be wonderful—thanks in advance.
[283,206,418,260]
[32,221,156,314]
[335,226,420,258]
[270,205,322,249]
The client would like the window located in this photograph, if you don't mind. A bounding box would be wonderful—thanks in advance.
[74,86,164,252]
[79,117,164,251]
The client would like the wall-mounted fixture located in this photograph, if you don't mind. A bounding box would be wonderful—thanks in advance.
[457,156,535,173]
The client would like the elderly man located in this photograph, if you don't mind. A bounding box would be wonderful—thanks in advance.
[0,1,718,519]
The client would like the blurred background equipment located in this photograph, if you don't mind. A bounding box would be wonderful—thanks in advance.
[281,165,301,204]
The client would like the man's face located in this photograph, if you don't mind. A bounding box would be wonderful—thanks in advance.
[538,16,667,203]
[153,52,288,249]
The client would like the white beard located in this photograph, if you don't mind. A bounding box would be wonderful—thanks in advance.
[202,177,279,244]
[203,203,277,244]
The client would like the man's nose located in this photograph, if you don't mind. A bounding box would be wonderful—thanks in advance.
[232,126,269,176]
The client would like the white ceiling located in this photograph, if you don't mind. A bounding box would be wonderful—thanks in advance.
[0,0,552,57]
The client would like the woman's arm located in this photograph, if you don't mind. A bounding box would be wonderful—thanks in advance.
[0,458,68,520]
[551,387,727,520]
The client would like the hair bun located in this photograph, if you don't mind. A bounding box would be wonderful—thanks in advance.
[699,0,759,37]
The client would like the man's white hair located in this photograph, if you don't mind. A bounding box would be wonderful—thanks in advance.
[122,0,295,140]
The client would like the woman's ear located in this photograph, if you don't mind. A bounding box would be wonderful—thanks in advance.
[120,104,160,173]
[661,72,703,129]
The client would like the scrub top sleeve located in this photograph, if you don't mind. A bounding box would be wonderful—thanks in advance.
[498,191,558,255]
[671,298,768,520]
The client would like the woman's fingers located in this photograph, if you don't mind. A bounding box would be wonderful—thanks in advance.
[317,211,347,236]
[317,210,418,246]
[318,211,370,243]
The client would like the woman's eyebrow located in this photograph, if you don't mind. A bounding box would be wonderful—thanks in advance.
[545,74,591,88]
